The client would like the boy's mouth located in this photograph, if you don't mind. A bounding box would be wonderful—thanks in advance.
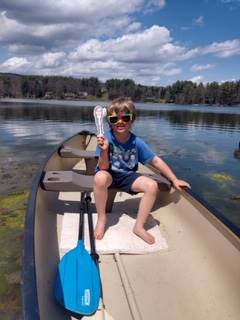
[116,124,126,129]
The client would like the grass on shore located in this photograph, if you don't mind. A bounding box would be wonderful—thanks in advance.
[0,191,28,320]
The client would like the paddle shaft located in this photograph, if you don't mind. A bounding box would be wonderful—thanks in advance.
[78,192,85,241]
[85,193,99,262]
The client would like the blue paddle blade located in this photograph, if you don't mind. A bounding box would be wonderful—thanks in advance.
[54,240,101,315]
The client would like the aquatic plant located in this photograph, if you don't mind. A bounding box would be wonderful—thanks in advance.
[209,172,233,183]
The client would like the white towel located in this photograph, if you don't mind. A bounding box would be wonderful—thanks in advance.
[59,211,168,256]
[84,212,168,254]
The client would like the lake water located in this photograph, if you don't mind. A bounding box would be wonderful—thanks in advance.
[0,98,240,228]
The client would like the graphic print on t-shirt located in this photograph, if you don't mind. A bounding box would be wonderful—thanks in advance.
[109,144,138,172]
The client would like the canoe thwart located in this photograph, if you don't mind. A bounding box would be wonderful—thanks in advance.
[59,146,96,159]
[42,170,170,193]
[41,170,170,213]
[59,146,97,175]
[41,171,115,212]
[42,171,94,192]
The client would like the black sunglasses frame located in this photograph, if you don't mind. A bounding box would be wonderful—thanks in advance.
[108,113,133,124]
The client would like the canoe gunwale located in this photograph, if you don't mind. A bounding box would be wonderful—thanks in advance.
[22,169,43,320]
[184,187,240,247]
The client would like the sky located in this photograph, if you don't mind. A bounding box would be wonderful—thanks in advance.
[0,0,239,86]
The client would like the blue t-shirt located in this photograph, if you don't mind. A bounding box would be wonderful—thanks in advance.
[95,130,156,173]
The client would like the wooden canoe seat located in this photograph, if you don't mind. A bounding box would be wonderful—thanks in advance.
[59,146,97,175]
[42,170,170,212]
[59,146,96,159]
[42,171,94,192]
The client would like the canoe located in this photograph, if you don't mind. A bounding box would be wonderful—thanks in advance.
[23,130,240,320]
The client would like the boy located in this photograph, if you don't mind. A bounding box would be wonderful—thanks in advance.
[94,97,190,244]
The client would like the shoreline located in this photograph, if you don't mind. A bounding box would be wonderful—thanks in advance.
[1,97,240,108]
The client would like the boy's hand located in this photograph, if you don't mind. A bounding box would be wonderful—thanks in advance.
[172,178,191,191]
[97,135,109,151]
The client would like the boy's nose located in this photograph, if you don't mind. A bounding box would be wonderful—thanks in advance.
[116,118,124,124]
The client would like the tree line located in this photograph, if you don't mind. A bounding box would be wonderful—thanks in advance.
[0,73,239,106]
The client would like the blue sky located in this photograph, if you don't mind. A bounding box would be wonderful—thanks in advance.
[0,0,239,85]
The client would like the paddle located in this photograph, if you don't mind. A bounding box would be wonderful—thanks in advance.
[54,193,101,315]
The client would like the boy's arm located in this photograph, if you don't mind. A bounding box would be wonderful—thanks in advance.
[97,136,110,170]
[98,149,109,170]
[150,156,190,190]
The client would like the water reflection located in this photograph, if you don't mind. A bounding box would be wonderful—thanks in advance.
[1,102,240,130]
[0,103,94,122]
[234,142,240,159]
[138,109,240,130]
[0,100,240,227]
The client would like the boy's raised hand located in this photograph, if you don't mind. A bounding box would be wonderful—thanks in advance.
[97,135,109,151]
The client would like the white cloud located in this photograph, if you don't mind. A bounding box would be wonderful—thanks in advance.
[194,16,204,26]
[191,63,214,71]
[0,0,143,24]
[0,0,168,55]
[0,11,28,43]
[1,22,239,85]
[150,0,166,7]
[203,39,240,57]
[221,0,240,4]
[190,75,204,83]
[162,65,182,76]
[179,39,240,60]
[125,21,142,33]
[181,15,204,31]
[0,1,144,53]
[39,52,66,68]
[219,77,237,83]
[146,0,166,9]
[0,1,239,85]
[0,57,30,72]
[70,25,178,63]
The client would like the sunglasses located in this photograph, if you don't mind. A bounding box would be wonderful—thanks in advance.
[108,113,133,124]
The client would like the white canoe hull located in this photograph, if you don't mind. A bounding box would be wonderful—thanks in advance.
[23,131,240,320]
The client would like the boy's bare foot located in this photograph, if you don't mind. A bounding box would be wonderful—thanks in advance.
[133,226,155,245]
[94,215,106,240]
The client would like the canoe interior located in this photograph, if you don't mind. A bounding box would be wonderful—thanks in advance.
[27,131,240,320]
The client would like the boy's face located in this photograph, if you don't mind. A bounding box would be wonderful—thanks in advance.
[108,111,133,134]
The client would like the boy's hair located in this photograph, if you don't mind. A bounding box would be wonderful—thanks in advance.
[108,97,137,122]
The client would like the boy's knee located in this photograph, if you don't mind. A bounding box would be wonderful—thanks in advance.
[94,171,110,188]
[146,179,158,195]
